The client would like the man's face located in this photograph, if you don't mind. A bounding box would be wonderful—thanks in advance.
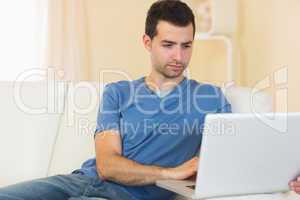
[144,21,194,79]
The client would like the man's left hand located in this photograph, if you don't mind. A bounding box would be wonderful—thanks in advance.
[289,177,300,194]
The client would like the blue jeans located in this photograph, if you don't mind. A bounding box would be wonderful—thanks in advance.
[0,173,134,200]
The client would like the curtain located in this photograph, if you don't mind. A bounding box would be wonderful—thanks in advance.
[47,0,90,81]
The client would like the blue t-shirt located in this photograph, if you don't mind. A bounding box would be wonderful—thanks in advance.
[77,77,231,200]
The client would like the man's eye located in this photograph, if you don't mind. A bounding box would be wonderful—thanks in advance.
[163,44,172,48]
[183,45,191,49]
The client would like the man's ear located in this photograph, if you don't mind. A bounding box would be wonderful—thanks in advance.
[143,34,152,51]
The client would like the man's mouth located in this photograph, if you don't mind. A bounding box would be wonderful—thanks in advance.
[167,64,183,69]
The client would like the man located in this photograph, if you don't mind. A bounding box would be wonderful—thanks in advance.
[0,0,299,200]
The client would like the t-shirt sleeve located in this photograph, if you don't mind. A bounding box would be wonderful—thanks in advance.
[217,87,232,113]
[94,83,121,137]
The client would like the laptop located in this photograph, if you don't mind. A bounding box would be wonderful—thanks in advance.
[157,113,300,199]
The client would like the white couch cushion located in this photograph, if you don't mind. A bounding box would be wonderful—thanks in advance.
[0,81,66,186]
[48,82,102,176]
[223,85,273,113]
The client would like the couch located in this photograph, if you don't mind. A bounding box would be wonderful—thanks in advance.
[0,80,299,200]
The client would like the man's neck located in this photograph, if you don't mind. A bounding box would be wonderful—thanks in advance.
[145,71,185,92]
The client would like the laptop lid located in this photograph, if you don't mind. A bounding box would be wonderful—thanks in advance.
[194,113,300,199]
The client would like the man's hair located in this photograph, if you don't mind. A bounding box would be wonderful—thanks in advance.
[145,0,196,39]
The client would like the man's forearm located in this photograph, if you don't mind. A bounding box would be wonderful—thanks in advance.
[97,154,171,186]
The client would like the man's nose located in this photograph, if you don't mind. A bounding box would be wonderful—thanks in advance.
[173,47,183,62]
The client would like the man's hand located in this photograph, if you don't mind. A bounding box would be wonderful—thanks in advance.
[163,157,198,180]
[289,177,300,194]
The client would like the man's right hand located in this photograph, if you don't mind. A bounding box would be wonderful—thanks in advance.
[163,157,199,180]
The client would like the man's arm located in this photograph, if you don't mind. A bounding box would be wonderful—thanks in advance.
[95,130,198,186]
